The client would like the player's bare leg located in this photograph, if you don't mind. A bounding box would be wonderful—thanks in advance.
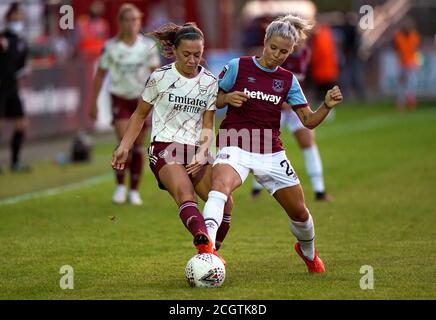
[273,185,325,273]
[294,128,332,202]
[128,126,147,205]
[112,119,130,203]
[159,163,212,254]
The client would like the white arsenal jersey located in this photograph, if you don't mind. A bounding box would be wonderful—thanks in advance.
[141,63,218,146]
[99,35,160,99]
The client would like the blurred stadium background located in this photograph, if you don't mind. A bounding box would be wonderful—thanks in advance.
[0,0,435,299]
[0,0,435,144]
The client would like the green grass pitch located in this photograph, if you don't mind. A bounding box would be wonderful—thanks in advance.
[0,101,435,299]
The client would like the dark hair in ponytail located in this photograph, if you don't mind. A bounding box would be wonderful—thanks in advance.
[148,22,204,58]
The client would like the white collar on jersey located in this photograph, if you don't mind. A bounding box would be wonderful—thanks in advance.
[172,62,205,80]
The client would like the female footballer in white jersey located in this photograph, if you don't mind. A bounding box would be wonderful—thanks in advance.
[90,4,160,205]
[203,15,342,273]
[111,22,232,261]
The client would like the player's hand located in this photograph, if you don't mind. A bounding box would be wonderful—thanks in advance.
[112,146,130,170]
[281,102,292,111]
[186,151,208,176]
[89,102,98,122]
[324,86,343,108]
[225,91,249,107]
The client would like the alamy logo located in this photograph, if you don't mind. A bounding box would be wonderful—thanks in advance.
[59,5,74,30]
[243,88,281,105]
[59,265,74,290]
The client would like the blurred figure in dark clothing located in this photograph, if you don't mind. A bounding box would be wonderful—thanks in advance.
[0,2,31,173]
[338,12,366,101]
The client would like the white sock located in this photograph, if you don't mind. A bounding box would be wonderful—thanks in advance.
[303,145,325,193]
[289,214,315,261]
[115,184,126,194]
[203,191,228,249]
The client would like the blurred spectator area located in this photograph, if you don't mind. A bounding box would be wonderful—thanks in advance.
[238,0,436,101]
[0,0,435,146]
[0,0,235,145]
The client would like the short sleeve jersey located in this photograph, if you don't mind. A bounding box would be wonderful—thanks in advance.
[141,63,218,146]
[99,35,160,99]
[217,56,308,153]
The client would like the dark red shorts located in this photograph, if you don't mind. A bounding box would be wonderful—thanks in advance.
[0,89,24,119]
[147,141,210,190]
[111,94,151,128]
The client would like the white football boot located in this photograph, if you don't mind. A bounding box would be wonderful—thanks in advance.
[112,185,127,204]
[128,190,143,206]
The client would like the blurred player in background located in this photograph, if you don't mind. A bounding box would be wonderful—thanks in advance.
[203,15,343,272]
[251,39,332,202]
[309,19,339,103]
[77,0,110,61]
[111,22,232,262]
[0,2,30,173]
[90,3,160,205]
[394,17,421,110]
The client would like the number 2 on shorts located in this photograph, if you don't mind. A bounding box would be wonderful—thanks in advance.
[280,160,294,177]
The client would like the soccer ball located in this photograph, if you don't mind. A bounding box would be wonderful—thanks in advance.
[185,253,226,288]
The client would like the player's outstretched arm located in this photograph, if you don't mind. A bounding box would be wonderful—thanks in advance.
[295,86,343,130]
[112,100,153,170]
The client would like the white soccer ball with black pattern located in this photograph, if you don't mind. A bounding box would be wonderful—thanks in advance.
[185,253,226,288]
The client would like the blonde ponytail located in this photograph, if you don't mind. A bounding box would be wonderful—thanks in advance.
[265,14,313,46]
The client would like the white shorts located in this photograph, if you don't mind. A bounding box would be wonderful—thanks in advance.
[214,147,300,195]
[281,109,305,133]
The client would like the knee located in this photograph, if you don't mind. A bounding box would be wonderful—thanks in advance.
[288,204,310,222]
[300,140,313,150]
[211,178,233,197]
[134,134,146,146]
[223,194,234,214]
[132,144,144,155]
[174,187,196,205]
[297,133,314,149]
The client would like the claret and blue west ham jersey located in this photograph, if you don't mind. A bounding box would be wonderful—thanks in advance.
[217,56,309,153]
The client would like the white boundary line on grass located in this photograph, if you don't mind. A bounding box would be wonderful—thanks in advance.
[0,174,112,206]
[1,108,434,207]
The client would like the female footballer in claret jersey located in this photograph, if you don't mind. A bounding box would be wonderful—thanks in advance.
[111,22,232,263]
[90,4,160,205]
[203,15,343,273]
[252,40,332,202]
